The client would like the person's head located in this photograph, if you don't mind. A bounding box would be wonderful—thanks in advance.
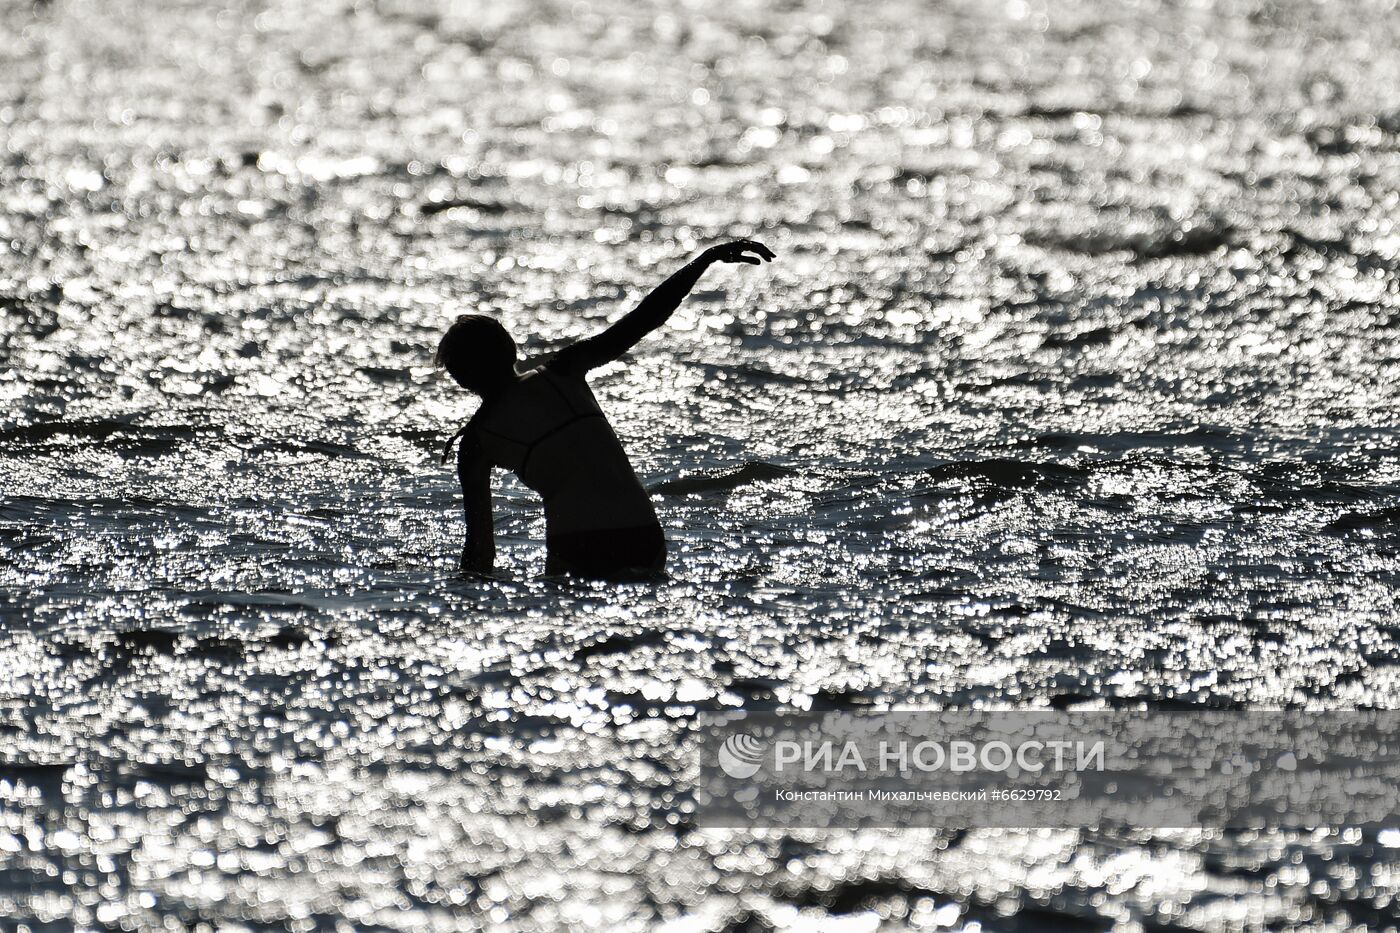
[435,313,517,395]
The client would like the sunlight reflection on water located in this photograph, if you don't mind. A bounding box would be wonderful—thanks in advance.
[3,0,1400,928]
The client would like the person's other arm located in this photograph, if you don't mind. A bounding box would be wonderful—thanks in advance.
[553,239,775,375]
[457,435,496,573]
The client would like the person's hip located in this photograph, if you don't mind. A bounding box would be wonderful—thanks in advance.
[545,523,666,578]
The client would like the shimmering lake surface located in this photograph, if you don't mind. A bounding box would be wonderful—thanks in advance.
[4,0,1400,928]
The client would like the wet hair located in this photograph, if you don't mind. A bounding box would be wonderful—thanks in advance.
[435,313,517,392]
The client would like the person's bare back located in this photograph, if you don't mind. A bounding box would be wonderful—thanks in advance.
[437,239,776,578]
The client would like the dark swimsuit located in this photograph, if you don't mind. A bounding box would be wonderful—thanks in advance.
[445,363,665,578]
[544,524,666,577]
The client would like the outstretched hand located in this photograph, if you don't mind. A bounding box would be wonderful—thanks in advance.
[706,239,777,265]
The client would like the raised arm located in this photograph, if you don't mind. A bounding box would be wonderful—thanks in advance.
[457,435,496,574]
[553,239,775,375]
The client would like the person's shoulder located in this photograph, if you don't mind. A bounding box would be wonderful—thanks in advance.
[443,417,485,465]
[534,342,594,380]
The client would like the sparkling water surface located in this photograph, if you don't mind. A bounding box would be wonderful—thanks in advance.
[4,0,1400,928]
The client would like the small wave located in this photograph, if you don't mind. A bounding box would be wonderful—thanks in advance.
[0,762,69,793]
[1251,464,1382,506]
[573,630,668,660]
[0,418,128,444]
[358,365,412,384]
[111,628,183,657]
[114,758,210,786]
[1014,427,1242,454]
[922,458,1088,492]
[650,461,796,496]
[180,591,333,614]
[1040,325,1117,350]
[1325,506,1400,535]
[242,437,371,459]
[419,197,511,216]
[692,362,815,386]
[0,290,60,338]
[1024,223,1232,259]
[0,418,203,454]
[1281,229,1395,275]
[0,493,189,522]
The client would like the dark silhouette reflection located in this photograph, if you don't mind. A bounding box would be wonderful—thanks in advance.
[438,239,776,578]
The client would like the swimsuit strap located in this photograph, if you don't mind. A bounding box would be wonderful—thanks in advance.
[443,370,599,470]
[518,410,606,476]
[520,365,613,474]
[444,418,528,464]
[537,366,581,416]
[441,422,471,464]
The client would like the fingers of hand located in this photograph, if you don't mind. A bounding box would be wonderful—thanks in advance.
[717,240,776,263]
[736,240,776,262]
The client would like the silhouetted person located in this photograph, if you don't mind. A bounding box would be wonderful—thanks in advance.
[438,239,776,578]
